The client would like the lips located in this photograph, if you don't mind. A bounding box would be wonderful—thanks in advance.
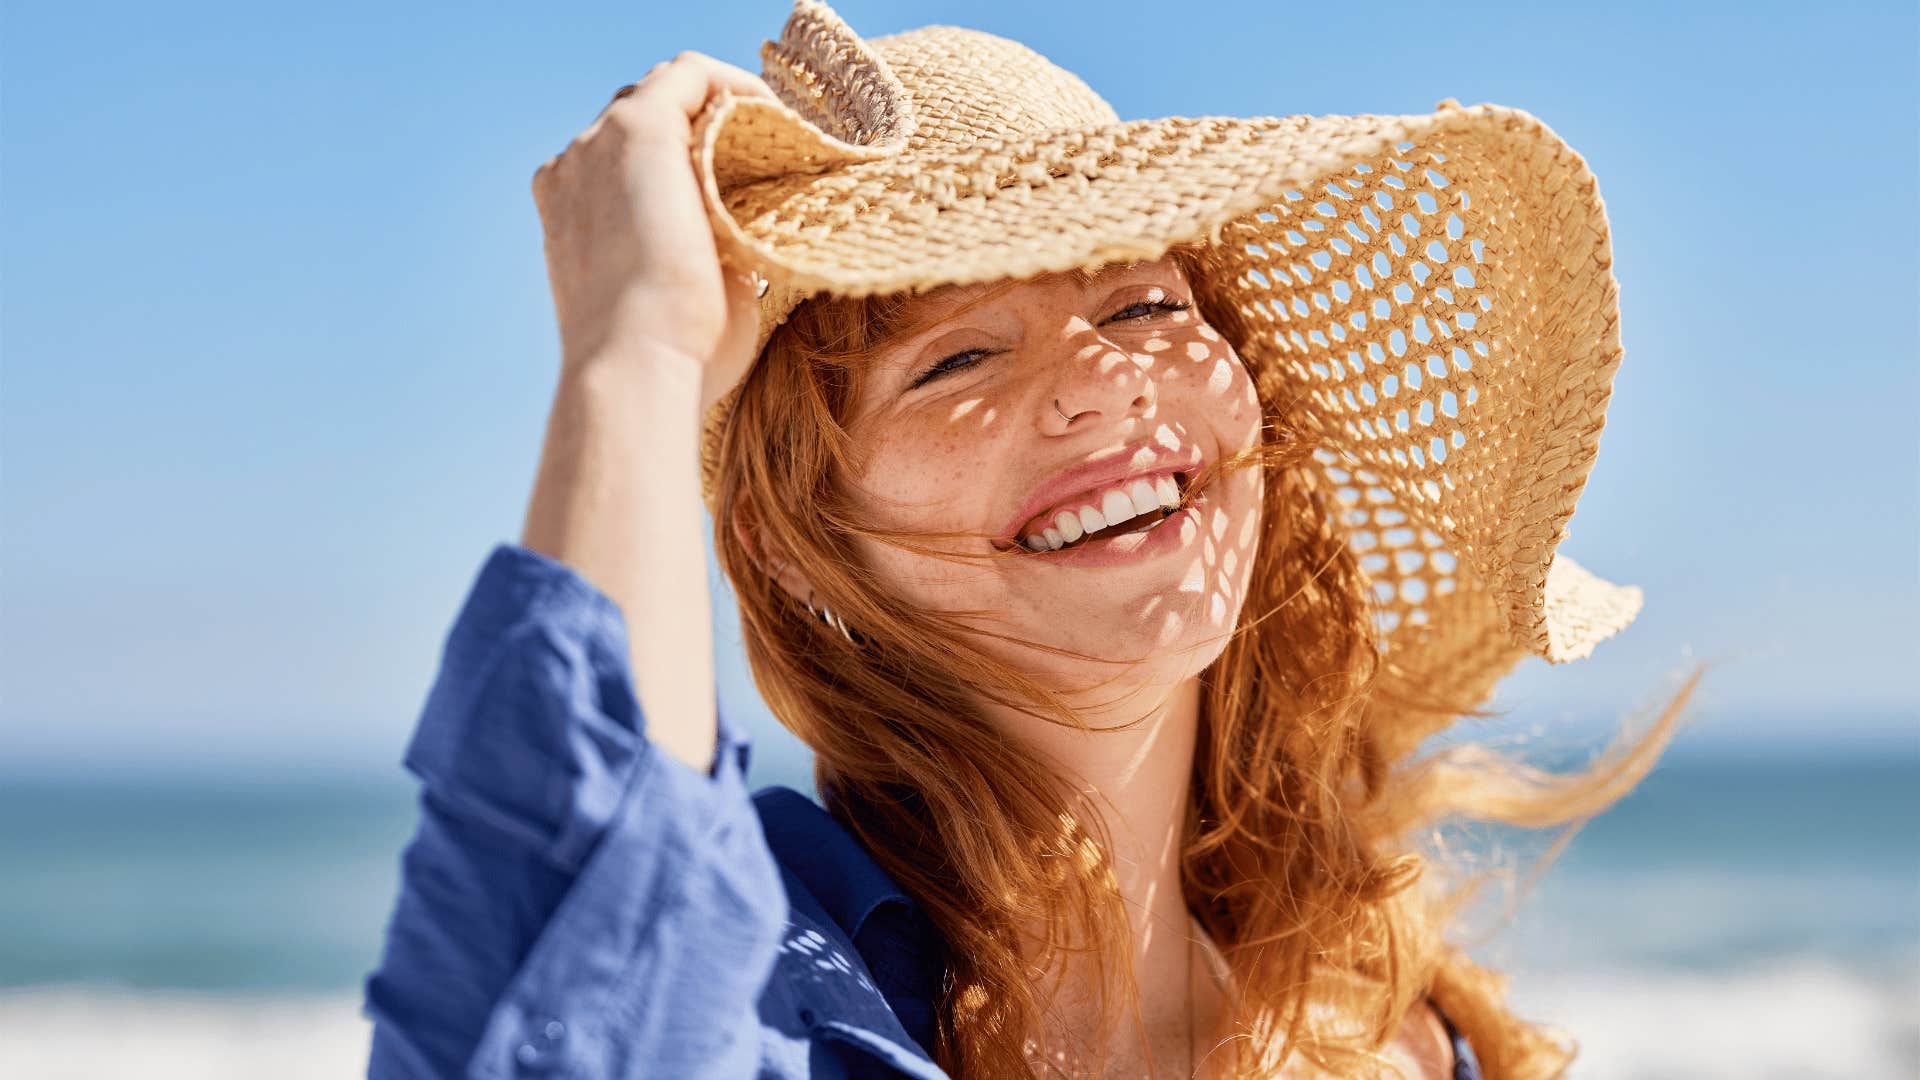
[1015,472,1190,552]
[996,443,1207,551]
[1023,479,1210,566]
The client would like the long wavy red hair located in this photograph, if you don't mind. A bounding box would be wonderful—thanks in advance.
[710,242,1708,1078]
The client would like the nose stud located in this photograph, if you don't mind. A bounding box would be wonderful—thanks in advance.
[1053,399,1072,423]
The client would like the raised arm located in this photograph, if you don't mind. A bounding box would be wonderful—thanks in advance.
[519,52,776,775]
[363,55,790,1080]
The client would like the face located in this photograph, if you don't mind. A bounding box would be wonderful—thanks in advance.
[837,255,1266,715]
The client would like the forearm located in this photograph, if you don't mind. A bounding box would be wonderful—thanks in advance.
[519,348,716,776]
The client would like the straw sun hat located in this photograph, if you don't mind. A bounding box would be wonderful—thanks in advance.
[693,0,1643,714]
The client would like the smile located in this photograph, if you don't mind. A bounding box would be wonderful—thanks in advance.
[1014,470,1195,553]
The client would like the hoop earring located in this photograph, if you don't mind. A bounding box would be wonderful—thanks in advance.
[805,590,863,646]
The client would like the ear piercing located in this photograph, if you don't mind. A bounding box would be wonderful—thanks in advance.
[805,590,860,644]
[774,557,863,646]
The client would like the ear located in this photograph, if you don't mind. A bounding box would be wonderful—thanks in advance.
[730,488,817,611]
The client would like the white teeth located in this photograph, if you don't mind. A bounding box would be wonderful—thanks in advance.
[1023,474,1188,553]
[1054,510,1084,543]
[1154,475,1180,508]
[1128,479,1160,516]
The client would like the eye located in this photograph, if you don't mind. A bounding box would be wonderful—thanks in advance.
[909,347,999,389]
[1105,295,1193,323]
[906,293,1193,390]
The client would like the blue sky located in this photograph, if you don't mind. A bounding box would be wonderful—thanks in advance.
[2,1,1915,780]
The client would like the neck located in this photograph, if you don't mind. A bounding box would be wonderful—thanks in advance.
[988,674,1210,1068]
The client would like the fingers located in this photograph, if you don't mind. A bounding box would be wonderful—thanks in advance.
[534,52,779,204]
[609,51,778,124]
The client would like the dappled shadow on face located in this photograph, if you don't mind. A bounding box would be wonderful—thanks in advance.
[832,255,1269,687]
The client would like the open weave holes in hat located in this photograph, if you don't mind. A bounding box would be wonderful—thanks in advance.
[693,0,1643,715]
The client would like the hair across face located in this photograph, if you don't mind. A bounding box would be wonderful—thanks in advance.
[828,252,1267,717]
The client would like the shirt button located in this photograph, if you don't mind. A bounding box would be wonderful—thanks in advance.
[514,1016,567,1071]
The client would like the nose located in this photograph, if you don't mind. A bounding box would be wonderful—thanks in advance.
[1041,323,1157,432]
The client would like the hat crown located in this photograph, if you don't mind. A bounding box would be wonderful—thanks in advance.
[869,28,1120,149]
[757,2,1118,157]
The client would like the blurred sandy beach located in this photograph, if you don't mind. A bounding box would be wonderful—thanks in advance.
[2,954,1914,1080]
[2,749,1913,1079]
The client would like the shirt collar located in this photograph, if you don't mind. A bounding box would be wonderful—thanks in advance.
[752,785,918,941]
[753,785,950,1057]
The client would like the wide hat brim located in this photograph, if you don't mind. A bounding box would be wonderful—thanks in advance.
[695,0,1642,721]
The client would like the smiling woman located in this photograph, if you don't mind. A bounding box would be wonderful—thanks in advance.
[364,1,1708,1078]
[712,235,1641,1079]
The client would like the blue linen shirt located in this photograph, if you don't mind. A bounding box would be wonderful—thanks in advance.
[363,542,1482,1079]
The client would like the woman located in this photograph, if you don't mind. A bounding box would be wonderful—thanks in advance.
[366,3,1704,1077]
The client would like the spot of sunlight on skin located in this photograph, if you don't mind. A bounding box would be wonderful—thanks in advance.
[1197,325,1221,342]
[1206,357,1236,395]
[1223,549,1239,578]
[1143,338,1172,353]
[949,397,984,421]
[1179,558,1206,593]
[1209,506,1231,541]
[1119,714,1179,792]
[980,406,998,425]
[1236,512,1260,547]
[1208,591,1228,625]
[1156,610,1186,645]
[1185,341,1210,362]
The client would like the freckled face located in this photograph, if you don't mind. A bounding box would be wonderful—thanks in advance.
[840,256,1266,694]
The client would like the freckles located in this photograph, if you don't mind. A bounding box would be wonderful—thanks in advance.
[1206,357,1236,395]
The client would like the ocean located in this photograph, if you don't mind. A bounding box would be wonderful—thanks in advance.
[2,747,1914,1078]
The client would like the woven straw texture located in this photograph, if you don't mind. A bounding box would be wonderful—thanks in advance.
[691,0,1641,705]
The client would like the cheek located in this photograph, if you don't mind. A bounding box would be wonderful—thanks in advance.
[1223,352,1263,440]
[1171,329,1262,445]
[844,408,1023,604]
[855,423,983,527]
[847,423,1017,614]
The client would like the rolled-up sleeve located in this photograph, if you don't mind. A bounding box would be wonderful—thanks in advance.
[365,542,785,1079]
